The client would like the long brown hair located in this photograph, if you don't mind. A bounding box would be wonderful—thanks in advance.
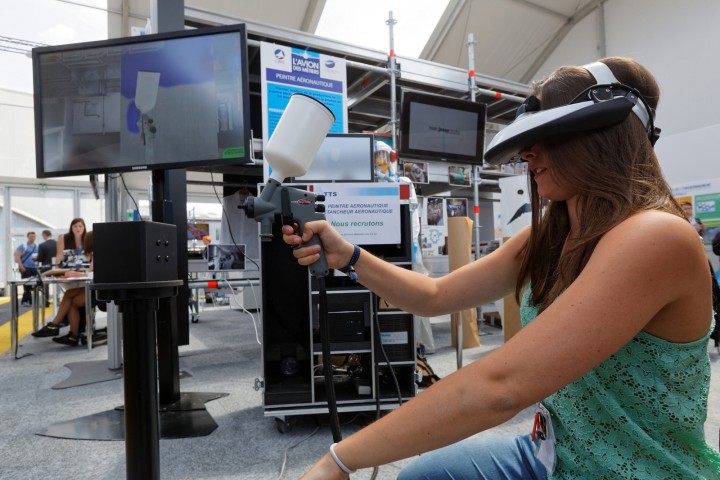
[65,217,86,251]
[515,57,686,310]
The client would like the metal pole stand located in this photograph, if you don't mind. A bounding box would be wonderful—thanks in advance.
[94,281,181,480]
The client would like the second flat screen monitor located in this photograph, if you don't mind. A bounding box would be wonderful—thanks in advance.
[293,133,374,183]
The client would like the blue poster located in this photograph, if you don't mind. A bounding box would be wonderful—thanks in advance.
[260,43,347,178]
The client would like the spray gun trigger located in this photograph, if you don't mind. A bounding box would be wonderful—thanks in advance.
[279,187,301,238]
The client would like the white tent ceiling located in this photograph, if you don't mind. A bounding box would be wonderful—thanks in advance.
[421,0,608,83]
[187,0,607,84]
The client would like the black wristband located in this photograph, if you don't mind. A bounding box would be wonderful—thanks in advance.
[347,244,360,267]
[339,245,361,282]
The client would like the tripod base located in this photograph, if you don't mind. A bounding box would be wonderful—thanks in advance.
[52,360,123,389]
[36,392,228,440]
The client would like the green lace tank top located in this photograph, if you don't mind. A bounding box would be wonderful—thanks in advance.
[520,287,720,479]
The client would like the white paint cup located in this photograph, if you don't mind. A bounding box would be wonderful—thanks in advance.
[265,93,335,183]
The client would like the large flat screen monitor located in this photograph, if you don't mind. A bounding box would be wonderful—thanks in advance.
[399,90,486,164]
[292,133,375,183]
[32,24,252,178]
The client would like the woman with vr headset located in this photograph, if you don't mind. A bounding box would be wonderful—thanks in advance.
[284,57,720,479]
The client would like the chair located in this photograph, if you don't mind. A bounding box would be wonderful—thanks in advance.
[76,293,108,346]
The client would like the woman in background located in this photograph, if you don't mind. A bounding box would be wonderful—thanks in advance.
[33,231,93,346]
[55,217,86,268]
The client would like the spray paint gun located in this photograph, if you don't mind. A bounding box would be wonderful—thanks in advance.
[241,94,335,277]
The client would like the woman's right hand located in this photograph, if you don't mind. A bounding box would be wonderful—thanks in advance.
[281,220,354,271]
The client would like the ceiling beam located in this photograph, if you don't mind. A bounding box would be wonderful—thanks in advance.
[506,0,569,21]
[420,0,468,61]
[518,0,608,84]
[301,0,326,32]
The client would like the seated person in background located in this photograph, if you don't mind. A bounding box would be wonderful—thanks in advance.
[33,232,93,347]
[56,217,87,269]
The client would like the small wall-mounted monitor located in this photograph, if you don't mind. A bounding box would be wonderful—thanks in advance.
[32,24,252,178]
[207,244,245,271]
[292,133,375,183]
[399,90,486,164]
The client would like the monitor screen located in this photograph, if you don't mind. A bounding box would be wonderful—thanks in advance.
[399,90,486,164]
[32,24,252,178]
[360,204,412,262]
[206,244,246,271]
[292,133,375,183]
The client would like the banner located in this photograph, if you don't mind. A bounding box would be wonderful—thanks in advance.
[260,42,347,181]
[313,183,400,245]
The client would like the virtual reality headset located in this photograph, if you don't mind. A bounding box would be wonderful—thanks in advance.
[484,62,661,165]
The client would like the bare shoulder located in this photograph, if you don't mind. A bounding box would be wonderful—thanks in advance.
[592,210,706,281]
[588,210,709,341]
[601,210,702,254]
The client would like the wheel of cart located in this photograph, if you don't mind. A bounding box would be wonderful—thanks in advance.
[275,416,291,433]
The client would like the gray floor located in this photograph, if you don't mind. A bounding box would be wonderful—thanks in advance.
[1,302,719,480]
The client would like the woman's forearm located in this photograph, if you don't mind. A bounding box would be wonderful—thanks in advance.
[328,362,522,471]
[350,250,440,315]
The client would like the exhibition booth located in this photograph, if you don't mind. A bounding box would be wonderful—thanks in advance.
[10,6,534,479]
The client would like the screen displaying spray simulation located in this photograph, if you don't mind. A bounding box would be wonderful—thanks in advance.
[32,24,252,178]
[399,90,486,164]
[292,133,374,183]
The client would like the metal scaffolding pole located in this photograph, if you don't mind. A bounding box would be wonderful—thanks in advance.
[386,11,398,150]
[468,33,482,264]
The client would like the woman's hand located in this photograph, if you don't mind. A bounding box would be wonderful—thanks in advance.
[62,270,85,279]
[300,453,350,480]
[281,221,354,270]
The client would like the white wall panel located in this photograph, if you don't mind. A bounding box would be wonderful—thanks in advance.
[533,0,720,187]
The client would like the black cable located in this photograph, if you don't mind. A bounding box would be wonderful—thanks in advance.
[209,169,260,270]
[277,424,321,480]
[318,275,342,442]
[373,312,403,406]
[116,173,143,220]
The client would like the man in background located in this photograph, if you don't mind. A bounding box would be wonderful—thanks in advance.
[15,231,38,307]
[681,201,705,236]
[36,230,57,268]
[36,230,57,307]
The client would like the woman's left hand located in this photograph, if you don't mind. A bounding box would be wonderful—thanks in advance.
[62,270,85,279]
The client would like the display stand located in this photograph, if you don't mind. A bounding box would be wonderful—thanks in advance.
[95,282,180,480]
[37,220,225,480]
[40,280,226,477]
[261,204,416,430]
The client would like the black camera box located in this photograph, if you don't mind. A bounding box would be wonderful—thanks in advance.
[93,221,178,284]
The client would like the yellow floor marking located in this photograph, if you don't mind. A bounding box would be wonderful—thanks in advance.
[0,307,50,356]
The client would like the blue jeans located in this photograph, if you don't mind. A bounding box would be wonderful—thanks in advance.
[397,434,547,480]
